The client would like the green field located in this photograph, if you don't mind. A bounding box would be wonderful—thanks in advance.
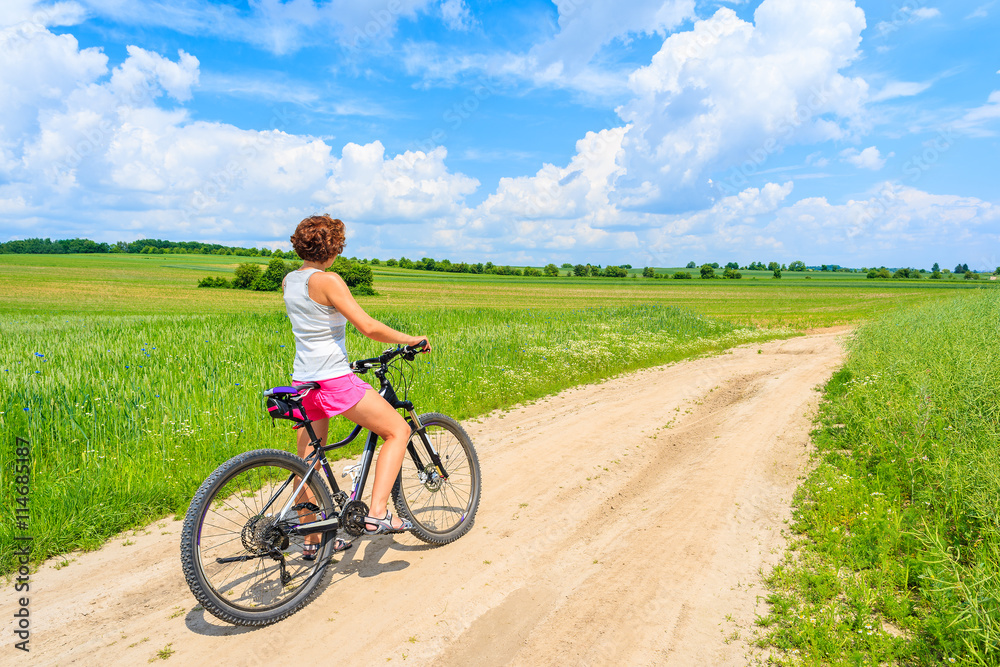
[759,290,1000,664]
[0,253,996,576]
[0,253,989,327]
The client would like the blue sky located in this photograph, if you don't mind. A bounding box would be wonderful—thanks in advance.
[1,0,998,269]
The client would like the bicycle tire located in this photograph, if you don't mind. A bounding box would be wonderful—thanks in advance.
[392,413,481,545]
[180,448,336,626]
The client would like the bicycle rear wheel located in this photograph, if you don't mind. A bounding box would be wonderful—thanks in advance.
[392,412,481,544]
[180,449,336,626]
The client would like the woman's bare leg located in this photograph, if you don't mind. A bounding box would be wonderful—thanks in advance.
[341,388,412,529]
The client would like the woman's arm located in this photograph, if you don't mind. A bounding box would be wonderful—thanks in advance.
[310,271,430,349]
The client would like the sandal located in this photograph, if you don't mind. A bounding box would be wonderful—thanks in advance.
[302,538,353,561]
[364,510,413,535]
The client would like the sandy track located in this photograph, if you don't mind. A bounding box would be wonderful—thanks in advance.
[5,329,847,666]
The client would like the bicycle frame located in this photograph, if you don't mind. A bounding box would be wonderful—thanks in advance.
[269,360,451,538]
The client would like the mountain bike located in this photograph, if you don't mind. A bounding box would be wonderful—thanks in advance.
[179,342,481,626]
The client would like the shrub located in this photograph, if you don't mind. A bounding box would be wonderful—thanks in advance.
[700,264,716,279]
[722,267,742,279]
[544,264,559,277]
[232,263,262,289]
[603,265,628,278]
[523,267,542,277]
[328,258,376,295]
[673,271,692,279]
[642,267,655,278]
[197,276,231,288]
[772,269,781,279]
[250,258,295,291]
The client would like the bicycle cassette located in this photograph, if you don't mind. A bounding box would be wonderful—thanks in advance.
[341,500,370,537]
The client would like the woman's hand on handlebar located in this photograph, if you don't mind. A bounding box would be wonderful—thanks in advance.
[406,336,431,353]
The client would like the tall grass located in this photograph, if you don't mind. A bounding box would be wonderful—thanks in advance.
[0,305,786,573]
[759,289,1000,664]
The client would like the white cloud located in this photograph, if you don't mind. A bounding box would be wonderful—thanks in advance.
[75,0,437,55]
[405,0,696,97]
[315,142,478,220]
[0,22,107,145]
[533,0,695,76]
[0,0,87,28]
[439,0,472,31]
[876,5,941,34]
[966,3,993,19]
[763,183,999,264]
[615,0,868,197]
[840,146,890,170]
[426,0,871,256]
[953,90,1000,136]
[0,23,479,243]
[870,80,932,102]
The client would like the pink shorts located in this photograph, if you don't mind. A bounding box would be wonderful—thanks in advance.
[298,373,371,420]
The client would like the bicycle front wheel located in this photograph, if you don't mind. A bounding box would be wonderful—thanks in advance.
[393,412,481,544]
[180,449,336,626]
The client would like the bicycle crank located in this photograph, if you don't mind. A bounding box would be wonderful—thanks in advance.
[340,500,370,537]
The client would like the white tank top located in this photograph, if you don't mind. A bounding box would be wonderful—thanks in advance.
[283,268,352,381]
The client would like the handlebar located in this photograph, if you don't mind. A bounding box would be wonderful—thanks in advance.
[350,340,428,373]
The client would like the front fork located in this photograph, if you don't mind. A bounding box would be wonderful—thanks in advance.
[404,410,450,481]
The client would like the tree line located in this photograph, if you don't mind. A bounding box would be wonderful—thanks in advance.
[0,237,297,258]
[197,257,376,295]
[5,237,997,280]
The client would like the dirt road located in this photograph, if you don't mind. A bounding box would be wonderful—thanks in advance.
[6,329,847,666]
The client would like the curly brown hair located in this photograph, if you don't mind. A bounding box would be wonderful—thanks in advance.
[290,215,346,262]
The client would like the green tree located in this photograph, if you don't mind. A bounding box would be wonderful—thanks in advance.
[725,262,739,270]
[560,263,573,269]
[523,267,542,277]
[772,268,781,279]
[573,264,588,277]
[722,267,742,279]
[767,261,780,272]
[329,259,376,294]
[788,260,806,271]
[673,271,693,279]
[544,263,559,277]
[642,266,655,278]
[700,264,716,279]
[232,262,262,289]
[932,262,940,272]
[251,258,295,291]
[686,261,697,269]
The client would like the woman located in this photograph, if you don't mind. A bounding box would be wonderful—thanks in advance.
[282,214,430,559]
